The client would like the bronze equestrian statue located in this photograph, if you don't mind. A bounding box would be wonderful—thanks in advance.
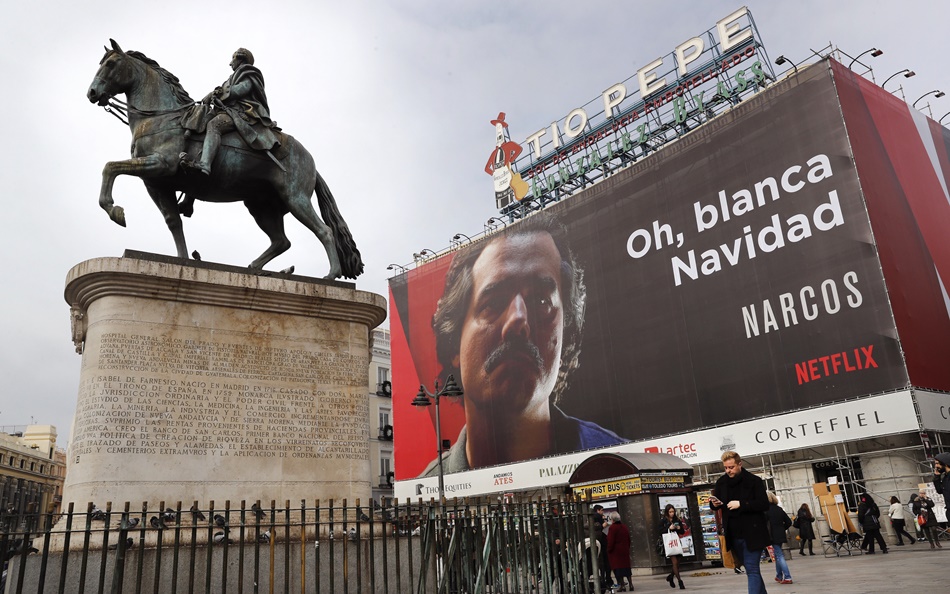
[86,40,363,280]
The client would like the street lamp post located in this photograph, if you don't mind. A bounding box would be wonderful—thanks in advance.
[914,90,946,109]
[411,375,463,501]
[413,249,436,261]
[485,217,507,234]
[451,233,472,248]
[774,55,798,74]
[386,263,407,274]
[882,69,915,90]
[847,48,883,70]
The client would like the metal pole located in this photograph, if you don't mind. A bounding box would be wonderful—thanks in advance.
[435,395,445,502]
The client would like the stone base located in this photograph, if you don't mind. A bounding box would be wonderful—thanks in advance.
[62,252,386,509]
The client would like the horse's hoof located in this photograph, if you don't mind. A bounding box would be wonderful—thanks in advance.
[323,269,342,280]
[111,206,126,227]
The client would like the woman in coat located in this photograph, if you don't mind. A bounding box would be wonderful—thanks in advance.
[659,504,686,589]
[857,494,888,554]
[912,490,942,549]
[607,511,633,592]
[908,494,924,542]
[795,503,816,555]
[887,495,915,545]
[766,492,793,584]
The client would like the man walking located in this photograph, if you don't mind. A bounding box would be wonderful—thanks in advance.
[710,451,770,594]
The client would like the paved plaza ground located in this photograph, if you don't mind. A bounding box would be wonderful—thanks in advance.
[626,542,947,593]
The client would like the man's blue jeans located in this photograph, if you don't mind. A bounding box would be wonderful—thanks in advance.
[734,538,768,593]
[772,544,790,581]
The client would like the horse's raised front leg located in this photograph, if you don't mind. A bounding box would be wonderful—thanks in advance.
[99,154,174,227]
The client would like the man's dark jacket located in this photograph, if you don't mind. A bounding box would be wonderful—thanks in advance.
[712,468,771,552]
[934,452,950,496]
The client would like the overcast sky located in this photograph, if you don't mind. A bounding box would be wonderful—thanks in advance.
[2,0,947,445]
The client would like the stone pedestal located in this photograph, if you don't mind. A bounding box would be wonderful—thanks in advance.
[62,252,386,508]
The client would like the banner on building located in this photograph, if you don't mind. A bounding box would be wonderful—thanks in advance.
[392,61,918,484]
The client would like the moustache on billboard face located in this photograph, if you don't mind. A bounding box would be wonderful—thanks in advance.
[484,337,543,375]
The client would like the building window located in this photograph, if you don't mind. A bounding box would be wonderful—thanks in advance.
[377,367,390,385]
[379,454,393,487]
[379,408,391,429]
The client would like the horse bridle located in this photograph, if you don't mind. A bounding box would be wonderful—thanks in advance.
[103,97,193,126]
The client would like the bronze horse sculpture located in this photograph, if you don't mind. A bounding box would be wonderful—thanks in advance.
[86,40,363,280]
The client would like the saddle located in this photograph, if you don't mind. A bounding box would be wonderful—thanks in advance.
[180,104,288,160]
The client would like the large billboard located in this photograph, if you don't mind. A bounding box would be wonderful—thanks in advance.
[391,61,914,484]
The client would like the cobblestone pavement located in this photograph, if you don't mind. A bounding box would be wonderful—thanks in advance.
[626,541,947,593]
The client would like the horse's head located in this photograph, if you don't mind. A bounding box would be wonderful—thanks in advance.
[87,39,138,106]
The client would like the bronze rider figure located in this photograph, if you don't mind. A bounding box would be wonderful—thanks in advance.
[180,48,280,177]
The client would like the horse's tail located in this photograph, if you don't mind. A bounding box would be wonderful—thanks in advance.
[314,171,364,279]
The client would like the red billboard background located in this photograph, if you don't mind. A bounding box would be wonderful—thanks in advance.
[833,60,950,390]
[392,60,949,480]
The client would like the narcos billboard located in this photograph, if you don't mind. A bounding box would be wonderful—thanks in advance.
[392,61,923,481]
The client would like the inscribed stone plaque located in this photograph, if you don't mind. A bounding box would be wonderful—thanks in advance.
[62,254,386,508]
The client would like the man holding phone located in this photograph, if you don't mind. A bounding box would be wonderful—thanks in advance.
[934,452,950,497]
[710,451,771,594]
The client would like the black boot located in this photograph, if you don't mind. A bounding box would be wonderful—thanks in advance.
[666,573,675,588]
[678,578,685,589]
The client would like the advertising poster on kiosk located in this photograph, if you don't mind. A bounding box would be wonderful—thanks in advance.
[694,489,721,560]
[391,61,930,487]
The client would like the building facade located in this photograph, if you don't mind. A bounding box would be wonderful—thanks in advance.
[368,328,394,504]
[1,425,67,532]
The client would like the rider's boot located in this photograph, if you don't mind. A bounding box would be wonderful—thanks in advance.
[178,151,210,176]
[194,124,223,176]
[179,124,218,176]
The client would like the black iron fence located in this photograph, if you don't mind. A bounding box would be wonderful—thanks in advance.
[2,496,609,594]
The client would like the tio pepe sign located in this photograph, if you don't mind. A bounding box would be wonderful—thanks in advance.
[522,7,754,160]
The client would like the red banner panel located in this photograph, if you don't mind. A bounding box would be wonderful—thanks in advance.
[393,61,913,480]
[832,60,950,391]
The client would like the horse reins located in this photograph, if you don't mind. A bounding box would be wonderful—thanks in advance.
[103,98,193,126]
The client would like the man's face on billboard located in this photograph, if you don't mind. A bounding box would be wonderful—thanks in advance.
[456,231,564,415]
